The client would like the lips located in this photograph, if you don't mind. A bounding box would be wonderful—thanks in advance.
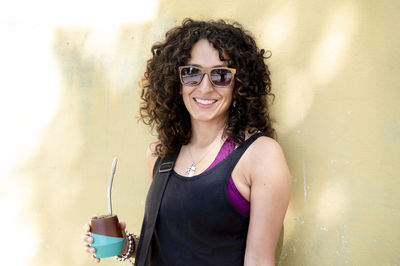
[194,98,218,105]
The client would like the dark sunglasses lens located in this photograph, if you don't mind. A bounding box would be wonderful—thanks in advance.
[181,67,202,85]
[210,69,233,86]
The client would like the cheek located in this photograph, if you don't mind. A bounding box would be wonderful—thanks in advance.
[181,87,194,107]
[181,85,196,97]
[225,88,234,102]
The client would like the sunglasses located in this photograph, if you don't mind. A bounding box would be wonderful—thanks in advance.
[178,66,236,87]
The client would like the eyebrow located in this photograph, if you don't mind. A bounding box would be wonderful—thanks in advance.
[187,63,228,68]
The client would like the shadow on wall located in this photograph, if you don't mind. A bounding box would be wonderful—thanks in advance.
[8,0,400,265]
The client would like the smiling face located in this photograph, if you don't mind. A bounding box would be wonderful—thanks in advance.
[181,39,234,125]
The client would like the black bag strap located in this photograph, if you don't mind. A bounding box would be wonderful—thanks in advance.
[135,152,178,266]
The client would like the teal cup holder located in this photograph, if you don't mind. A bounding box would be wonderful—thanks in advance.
[90,214,124,259]
[90,233,124,258]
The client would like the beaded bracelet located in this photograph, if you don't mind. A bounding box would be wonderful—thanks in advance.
[116,229,138,263]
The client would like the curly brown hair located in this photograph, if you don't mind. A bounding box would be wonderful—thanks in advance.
[139,18,275,156]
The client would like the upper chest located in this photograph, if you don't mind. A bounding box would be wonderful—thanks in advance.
[172,141,252,201]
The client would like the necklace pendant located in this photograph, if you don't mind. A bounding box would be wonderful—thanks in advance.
[186,163,196,177]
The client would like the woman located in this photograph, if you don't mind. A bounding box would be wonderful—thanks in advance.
[83,18,291,266]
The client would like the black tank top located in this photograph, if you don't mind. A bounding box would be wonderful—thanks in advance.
[148,133,267,266]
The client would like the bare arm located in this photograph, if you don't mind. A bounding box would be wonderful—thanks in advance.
[243,137,292,266]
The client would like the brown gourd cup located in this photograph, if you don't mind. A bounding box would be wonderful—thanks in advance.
[89,214,124,258]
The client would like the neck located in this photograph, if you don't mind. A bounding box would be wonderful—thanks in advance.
[189,117,227,148]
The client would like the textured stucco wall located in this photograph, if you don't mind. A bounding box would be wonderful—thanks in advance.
[1,0,399,265]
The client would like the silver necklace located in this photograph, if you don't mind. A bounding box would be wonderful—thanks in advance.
[185,139,220,177]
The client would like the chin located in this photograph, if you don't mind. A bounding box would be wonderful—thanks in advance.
[190,112,228,124]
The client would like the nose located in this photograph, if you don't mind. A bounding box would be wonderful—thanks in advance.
[197,73,214,92]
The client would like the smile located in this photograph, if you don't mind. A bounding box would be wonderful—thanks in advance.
[194,98,218,105]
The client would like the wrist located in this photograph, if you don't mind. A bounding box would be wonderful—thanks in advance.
[116,229,139,261]
[122,235,129,254]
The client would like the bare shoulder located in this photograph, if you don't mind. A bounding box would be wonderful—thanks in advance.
[146,140,161,180]
[243,131,285,160]
[245,135,291,187]
[146,140,160,160]
[249,136,284,160]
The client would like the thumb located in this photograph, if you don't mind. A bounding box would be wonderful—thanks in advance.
[119,221,126,230]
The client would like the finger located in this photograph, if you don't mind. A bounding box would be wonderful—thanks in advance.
[84,224,91,233]
[119,221,126,229]
[85,245,96,254]
[82,235,93,244]
[93,255,100,263]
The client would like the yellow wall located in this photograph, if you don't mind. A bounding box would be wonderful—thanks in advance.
[1,0,399,265]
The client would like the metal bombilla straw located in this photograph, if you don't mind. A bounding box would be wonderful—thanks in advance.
[108,157,118,215]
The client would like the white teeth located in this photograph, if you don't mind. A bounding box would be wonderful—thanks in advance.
[195,98,217,105]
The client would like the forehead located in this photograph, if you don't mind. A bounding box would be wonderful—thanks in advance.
[187,39,229,67]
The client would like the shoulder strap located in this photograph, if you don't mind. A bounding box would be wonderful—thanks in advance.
[135,152,178,266]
